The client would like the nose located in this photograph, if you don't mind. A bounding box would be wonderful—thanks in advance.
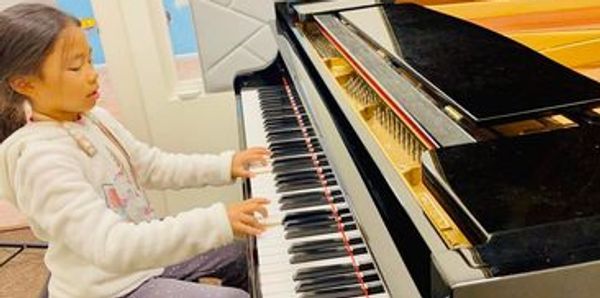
[88,66,99,84]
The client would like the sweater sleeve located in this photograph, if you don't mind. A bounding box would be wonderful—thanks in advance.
[92,108,235,190]
[13,142,234,273]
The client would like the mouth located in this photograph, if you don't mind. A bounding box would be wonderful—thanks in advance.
[88,89,100,100]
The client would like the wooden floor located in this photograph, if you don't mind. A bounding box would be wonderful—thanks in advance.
[0,228,48,298]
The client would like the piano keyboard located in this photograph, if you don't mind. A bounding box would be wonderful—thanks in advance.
[241,77,389,298]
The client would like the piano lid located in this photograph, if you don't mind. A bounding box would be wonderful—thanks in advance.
[422,126,600,274]
[340,3,600,124]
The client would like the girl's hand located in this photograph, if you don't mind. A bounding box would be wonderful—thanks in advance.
[231,147,270,179]
[227,198,270,237]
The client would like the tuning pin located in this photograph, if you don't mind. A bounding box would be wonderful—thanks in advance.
[387,109,391,130]
[402,125,408,151]
[388,109,394,133]
[410,138,417,160]
[392,118,398,140]
[406,138,411,154]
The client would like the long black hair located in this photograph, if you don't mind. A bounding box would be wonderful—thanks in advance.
[0,4,80,142]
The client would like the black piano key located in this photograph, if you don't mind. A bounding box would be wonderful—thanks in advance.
[299,281,385,298]
[275,167,332,183]
[263,116,297,123]
[285,217,354,238]
[285,225,340,240]
[272,159,330,174]
[260,101,302,110]
[258,87,295,95]
[275,170,331,185]
[282,212,344,229]
[266,126,312,137]
[283,212,340,228]
[290,246,360,264]
[288,236,362,254]
[259,96,293,103]
[285,213,353,230]
[262,108,305,118]
[268,137,319,149]
[273,164,328,176]
[270,145,301,153]
[276,179,337,193]
[289,243,367,264]
[295,269,380,292]
[257,90,289,98]
[283,207,349,223]
[270,126,314,136]
[271,150,324,163]
[272,157,323,168]
[271,164,335,178]
[293,262,375,281]
[276,171,335,186]
[271,147,323,159]
[270,146,310,157]
[280,195,344,211]
[260,99,292,107]
[267,130,315,142]
[263,112,307,121]
[278,189,340,203]
[264,120,305,129]
[272,152,326,164]
[262,111,295,119]
[267,131,305,142]
[257,86,285,92]
[278,190,325,203]
[268,138,320,150]
[284,222,357,240]
[261,101,304,109]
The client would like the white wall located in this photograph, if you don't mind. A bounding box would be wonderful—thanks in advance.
[189,0,278,92]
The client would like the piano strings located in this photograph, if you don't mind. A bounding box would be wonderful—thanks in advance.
[304,22,471,249]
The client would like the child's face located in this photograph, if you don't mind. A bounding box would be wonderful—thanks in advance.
[28,25,99,121]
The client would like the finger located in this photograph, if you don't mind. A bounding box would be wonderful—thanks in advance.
[247,198,271,205]
[238,170,255,179]
[235,223,263,236]
[246,204,268,218]
[241,156,270,169]
[240,149,268,161]
[240,202,268,218]
[253,205,268,218]
[240,213,265,231]
[245,152,270,163]
[248,147,270,154]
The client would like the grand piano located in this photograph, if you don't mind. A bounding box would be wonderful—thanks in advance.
[234,1,600,297]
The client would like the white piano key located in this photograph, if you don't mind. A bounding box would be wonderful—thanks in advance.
[241,87,388,297]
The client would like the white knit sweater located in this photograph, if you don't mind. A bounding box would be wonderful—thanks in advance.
[0,107,235,298]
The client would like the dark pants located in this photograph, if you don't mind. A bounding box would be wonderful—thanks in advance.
[124,241,249,298]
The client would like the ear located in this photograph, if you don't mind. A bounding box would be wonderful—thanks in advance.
[8,76,35,98]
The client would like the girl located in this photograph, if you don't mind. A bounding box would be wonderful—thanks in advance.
[0,4,269,298]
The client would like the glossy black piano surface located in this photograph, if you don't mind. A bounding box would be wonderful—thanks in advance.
[381,3,600,124]
[423,126,600,275]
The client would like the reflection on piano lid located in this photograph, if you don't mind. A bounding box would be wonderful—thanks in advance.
[422,125,600,276]
[378,4,600,124]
